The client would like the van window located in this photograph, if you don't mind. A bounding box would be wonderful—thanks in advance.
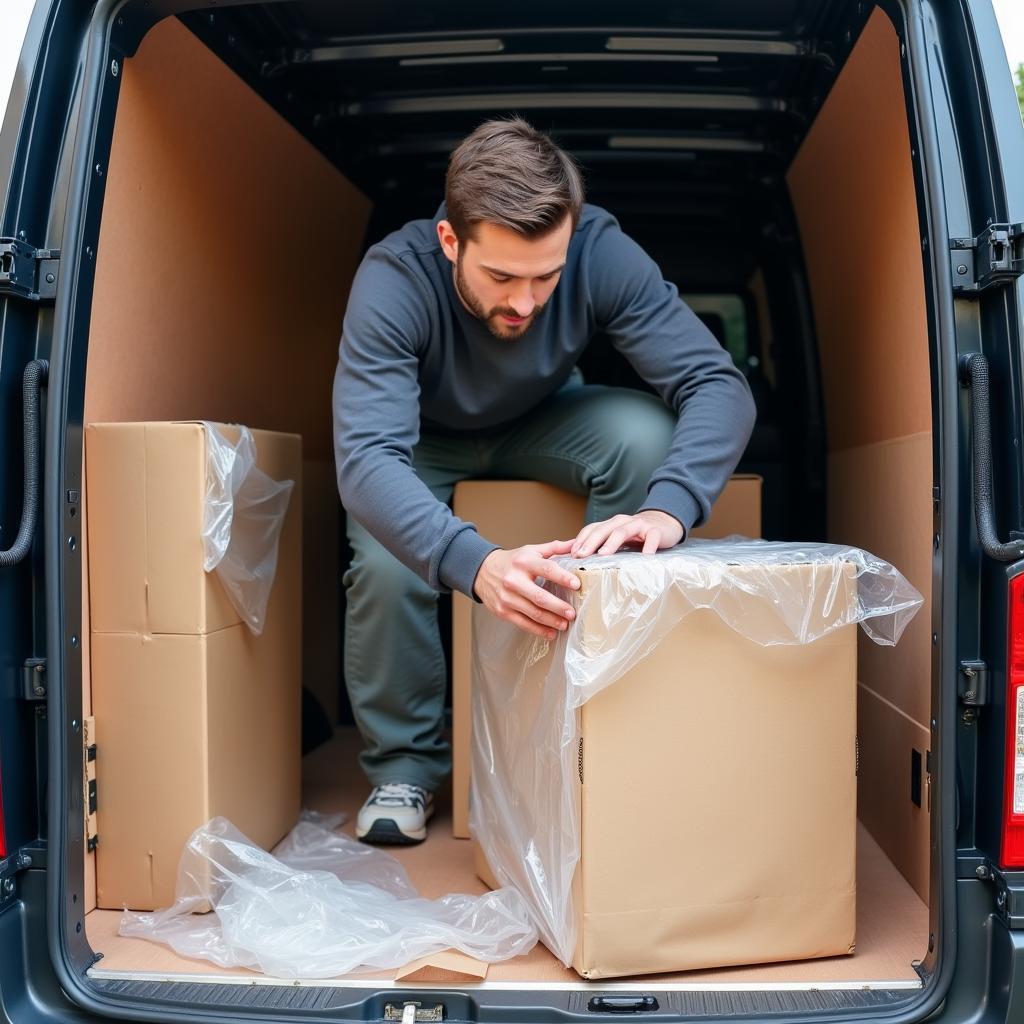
[684,292,757,376]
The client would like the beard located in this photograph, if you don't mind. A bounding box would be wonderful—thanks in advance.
[454,253,546,340]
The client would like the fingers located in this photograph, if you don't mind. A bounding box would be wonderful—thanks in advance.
[518,551,580,593]
[504,592,571,632]
[510,571,577,617]
[505,608,559,640]
[571,515,631,557]
[536,538,575,558]
[569,525,596,556]
[574,516,668,557]
[597,521,648,555]
[641,527,662,554]
[583,518,643,556]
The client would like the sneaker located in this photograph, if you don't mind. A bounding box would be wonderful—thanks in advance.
[356,783,435,844]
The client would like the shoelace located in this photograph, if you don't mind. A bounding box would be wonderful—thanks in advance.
[369,783,428,809]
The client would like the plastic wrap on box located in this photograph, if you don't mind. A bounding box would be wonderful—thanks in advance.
[201,422,294,635]
[120,812,537,978]
[469,539,924,967]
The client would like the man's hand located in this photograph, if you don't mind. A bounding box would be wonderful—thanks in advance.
[473,540,580,640]
[570,509,684,558]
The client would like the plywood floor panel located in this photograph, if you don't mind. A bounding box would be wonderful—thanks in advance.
[87,730,928,986]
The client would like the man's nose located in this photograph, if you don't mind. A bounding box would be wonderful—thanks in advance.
[507,284,535,317]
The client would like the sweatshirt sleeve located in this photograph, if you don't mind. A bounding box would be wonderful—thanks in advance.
[333,246,498,597]
[587,216,757,533]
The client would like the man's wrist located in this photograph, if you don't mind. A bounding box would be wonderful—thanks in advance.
[472,547,502,601]
[440,528,500,600]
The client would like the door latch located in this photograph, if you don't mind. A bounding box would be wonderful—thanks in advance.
[950,223,1024,295]
[0,239,60,302]
[384,1003,444,1023]
[588,995,660,1013]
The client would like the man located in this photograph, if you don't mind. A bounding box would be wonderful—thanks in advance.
[334,117,756,844]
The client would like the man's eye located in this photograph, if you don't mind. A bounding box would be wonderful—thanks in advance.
[539,272,560,282]
[491,275,511,284]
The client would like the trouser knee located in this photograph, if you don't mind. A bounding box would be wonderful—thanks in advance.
[343,523,436,607]
[591,391,675,509]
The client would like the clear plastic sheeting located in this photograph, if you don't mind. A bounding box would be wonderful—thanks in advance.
[201,422,294,635]
[120,813,537,979]
[272,811,416,898]
[469,539,924,966]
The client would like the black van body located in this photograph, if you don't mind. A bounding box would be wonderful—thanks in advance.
[1,0,1023,1021]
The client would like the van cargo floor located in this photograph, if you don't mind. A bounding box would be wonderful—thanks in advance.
[86,729,928,988]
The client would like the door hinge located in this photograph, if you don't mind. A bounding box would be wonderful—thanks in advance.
[977,862,1024,929]
[950,223,1024,295]
[22,657,46,701]
[959,659,989,707]
[0,840,44,907]
[0,239,60,302]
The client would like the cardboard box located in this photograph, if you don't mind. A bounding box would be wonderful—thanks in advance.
[86,421,299,635]
[86,422,302,910]
[472,557,857,978]
[91,625,301,910]
[451,474,762,837]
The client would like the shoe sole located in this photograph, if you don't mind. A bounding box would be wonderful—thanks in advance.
[357,818,426,845]
[356,805,435,845]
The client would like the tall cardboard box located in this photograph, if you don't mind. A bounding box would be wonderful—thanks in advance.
[471,554,857,978]
[451,474,763,838]
[86,422,302,911]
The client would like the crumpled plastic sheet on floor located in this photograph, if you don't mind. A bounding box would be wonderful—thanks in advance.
[119,810,537,978]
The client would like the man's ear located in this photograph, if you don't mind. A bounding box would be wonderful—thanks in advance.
[437,219,460,264]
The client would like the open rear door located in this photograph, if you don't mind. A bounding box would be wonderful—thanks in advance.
[914,0,1024,1013]
[0,0,99,1013]
[0,0,58,933]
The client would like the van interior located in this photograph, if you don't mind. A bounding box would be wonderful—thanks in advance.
[73,0,937,1007]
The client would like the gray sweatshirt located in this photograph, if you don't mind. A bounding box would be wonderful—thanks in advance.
[333,202,756,599]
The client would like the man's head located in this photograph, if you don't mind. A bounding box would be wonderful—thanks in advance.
[438,117,585,340]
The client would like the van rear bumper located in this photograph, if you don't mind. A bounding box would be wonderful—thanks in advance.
[0,871,1016,1024]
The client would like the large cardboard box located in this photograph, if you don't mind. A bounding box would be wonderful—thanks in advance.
[472,556,857,978]
[451,475,762,837]
[86,422,302,910]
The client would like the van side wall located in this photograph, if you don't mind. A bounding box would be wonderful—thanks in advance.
[80,17,371,910]
[787,8,933,900]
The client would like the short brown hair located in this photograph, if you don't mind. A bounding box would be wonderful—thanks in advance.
[445,117,585,241]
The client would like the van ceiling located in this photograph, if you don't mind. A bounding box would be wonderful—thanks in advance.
[178,0,874,286]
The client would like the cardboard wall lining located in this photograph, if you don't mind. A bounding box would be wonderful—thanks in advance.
[785,8,930,454]
[786,7,933,899]
[84,17,371,455]
[857,684,931,901]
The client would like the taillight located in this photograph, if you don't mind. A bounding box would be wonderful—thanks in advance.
[1001,573,1024,867]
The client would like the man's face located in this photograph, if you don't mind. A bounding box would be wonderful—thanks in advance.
[439,216,572,340]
